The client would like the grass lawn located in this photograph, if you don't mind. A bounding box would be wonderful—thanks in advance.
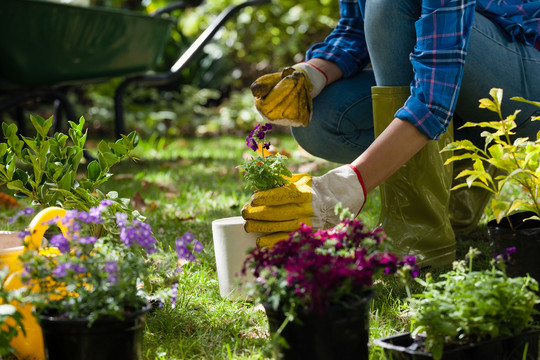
[1,132,496,359]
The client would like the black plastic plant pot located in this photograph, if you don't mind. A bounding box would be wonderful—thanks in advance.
[487,211,540,281]
[39,305,150,360]
[373,330,539,360]
[263,295,372,360]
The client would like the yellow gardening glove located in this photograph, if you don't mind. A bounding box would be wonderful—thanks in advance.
[250,63,327,127]
[242,165,366,249]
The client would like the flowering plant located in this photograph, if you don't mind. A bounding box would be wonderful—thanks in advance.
[237,123,292,192]
[18,201,203,322]
[409,247,539,360]
[242,207,418,316]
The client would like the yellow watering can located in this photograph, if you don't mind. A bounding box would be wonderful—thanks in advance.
[2,207,68,360]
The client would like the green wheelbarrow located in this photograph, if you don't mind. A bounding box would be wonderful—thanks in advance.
[0,0,270,137]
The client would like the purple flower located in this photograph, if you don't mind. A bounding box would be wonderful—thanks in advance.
[85,200,114,224]
[243,216,413,314]
[115,212,128,227]
[50,234,70,254]
[245,123,273,153]
[170,283,178,309]
[100,199,114,206]
[44,215,61,226]
[120,227,135,247]
[60,210,80,227]
[175,232,203,261]
[495,246,516,266]
[53,263,70,278]
[52,262,86,277]
[70,221,82,232]
[76,211,93,223]
[104,261,118,284]
[17,230,30,239]
[72,264,87,273]
[118,217,157,253]
[193,240,204,253]
[77,236,98,245]
[9,207,35,225]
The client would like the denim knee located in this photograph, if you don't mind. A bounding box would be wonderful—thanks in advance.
[291,70,376,164]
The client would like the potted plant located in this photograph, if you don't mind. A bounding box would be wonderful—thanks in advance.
[442,89,540,280]
[212,122,292,299]
[374,247,540,360]
[11,202,202,360]
[0,114,140,359]
[242,206,418,360]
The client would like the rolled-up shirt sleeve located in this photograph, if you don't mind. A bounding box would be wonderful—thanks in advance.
[396,0,476,140]
[306,0,370,78]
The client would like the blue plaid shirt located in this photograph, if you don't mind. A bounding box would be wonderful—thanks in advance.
[306,0,540,140]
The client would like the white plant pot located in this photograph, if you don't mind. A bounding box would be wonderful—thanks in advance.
[212,216,265,300]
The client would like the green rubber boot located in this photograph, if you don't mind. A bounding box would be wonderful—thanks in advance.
[372,86,455,267]
[449,152,497,234]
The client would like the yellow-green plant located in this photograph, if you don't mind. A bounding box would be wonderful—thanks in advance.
[443,88,540,224]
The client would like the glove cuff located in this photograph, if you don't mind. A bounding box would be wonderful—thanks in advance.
[293,62,327,99]
[347,164,367,216]
[311,165,367,229]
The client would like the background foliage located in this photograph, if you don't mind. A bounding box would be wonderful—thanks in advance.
[66,0,339,138]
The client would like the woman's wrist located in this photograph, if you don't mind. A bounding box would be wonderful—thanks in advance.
[305,59,343,85]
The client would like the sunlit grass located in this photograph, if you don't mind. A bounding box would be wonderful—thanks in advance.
[101,133,503,359]
[0,132,508,359]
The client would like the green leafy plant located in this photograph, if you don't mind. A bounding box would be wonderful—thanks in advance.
[19,202,203,322]
[443,88,540,223]
[237,123,292,192]
[409,247,539,360]
[0,115,139,216]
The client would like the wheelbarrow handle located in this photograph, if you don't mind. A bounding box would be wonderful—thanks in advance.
[170,0,271,73]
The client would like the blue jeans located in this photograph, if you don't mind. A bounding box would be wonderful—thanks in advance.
[292,0,540,164]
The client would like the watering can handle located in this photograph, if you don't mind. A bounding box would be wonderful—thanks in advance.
[24,207,69,251]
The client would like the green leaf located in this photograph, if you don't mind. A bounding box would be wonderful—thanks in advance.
[478,97,499,114]
[0,143,7,158]
[13,169,28,185]
[490,88,503,106]
[6,180,25,192]
[109,142,128,156]
[507,200,538,215]
[21,136,41,156]
[71,149,84,174]
[127,131,140,147]
[511,96,540,109]
[87,161,101,181]
[490,198,511,223]
[58,172,73,191]
[78,129,88,149]
[103,153,120,168]
[29,115,53,138]
[97,140,111,155]
[2,122,16,137]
